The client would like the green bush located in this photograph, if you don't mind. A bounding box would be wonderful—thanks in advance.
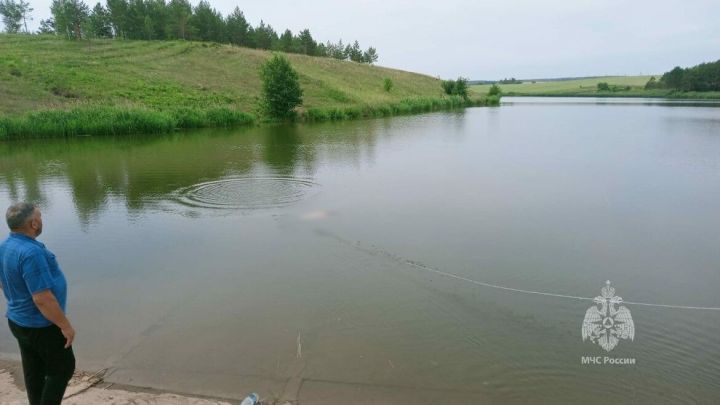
[259,54,304,119]
[597,82,611,91]
[441,77,469,99]
[383,78,394,92]
[441,80,456,95]
[484,95,501,106]
[488,84,502,96]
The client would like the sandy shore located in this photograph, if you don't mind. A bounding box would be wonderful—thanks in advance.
[0,360,263,405]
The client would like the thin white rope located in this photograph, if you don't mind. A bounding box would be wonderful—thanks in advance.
[317,229,720,312]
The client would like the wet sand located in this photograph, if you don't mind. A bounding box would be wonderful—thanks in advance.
[0,359,238,405]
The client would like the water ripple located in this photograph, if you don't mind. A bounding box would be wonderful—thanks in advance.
[172,177,318,210]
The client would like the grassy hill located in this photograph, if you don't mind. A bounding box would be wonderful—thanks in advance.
[471,75,720,99]
[0,35,492,139]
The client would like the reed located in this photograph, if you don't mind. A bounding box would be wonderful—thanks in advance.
[0,106,256,140]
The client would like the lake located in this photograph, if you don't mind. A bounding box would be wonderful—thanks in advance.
[1,97,719,403]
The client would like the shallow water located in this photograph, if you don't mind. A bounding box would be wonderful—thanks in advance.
[1,98,719,403]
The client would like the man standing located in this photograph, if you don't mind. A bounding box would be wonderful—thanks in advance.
[0,202,76,405]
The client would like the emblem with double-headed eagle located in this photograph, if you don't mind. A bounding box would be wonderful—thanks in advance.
[582,280,634,351]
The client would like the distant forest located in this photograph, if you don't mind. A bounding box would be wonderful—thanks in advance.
[0,0,379,63]
[647,60,720,91]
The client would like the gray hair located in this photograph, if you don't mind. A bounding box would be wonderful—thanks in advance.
[6,202,37,230]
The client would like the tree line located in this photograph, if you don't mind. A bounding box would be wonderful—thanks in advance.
[646,59,720,92]
[0,0,379,63]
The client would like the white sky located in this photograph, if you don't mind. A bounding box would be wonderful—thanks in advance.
[13,0,720,79]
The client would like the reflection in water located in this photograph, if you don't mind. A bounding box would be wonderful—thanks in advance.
[0,121,383,223]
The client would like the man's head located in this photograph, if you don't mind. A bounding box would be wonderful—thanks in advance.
[6,202,42,238]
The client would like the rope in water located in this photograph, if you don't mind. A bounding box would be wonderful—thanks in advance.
[316,229,720,312]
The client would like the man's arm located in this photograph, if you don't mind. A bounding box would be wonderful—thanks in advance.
[32,290,75,348]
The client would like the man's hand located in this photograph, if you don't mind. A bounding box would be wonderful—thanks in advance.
[31,289,75,348]
[61,326,75,348]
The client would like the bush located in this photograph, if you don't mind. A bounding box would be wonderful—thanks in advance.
[597,82,610,91]
[441,77,469,100]
[644,76,660,90]
[259,54,304,119]
[454,77,469,100]
[488,84,501,96]
[441,80,456,95]
[383,77,394,92]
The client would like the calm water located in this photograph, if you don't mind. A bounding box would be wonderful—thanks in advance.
[1,98,719,403]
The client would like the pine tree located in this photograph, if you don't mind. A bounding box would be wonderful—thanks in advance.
[362,47,378,64]
[106,0,127,38]
[225,6,249,46]
[278,28,293,52]
[297,29,316,56]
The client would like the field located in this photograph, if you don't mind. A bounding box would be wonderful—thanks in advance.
[0,35,496,139]
[470,75,720,99]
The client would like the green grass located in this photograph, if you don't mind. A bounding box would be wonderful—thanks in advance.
[0,34,496,139]
[304,95,499,122]
[470,76,720,99]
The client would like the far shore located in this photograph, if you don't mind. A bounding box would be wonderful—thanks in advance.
[470,75,720,100]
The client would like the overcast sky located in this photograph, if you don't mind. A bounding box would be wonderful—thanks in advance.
[15,0,720,79]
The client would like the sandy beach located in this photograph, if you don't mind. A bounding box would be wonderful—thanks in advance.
[0,360,251,405]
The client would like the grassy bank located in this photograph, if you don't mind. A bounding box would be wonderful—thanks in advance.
[0,34,496,139]
[470,75,720,99]
[303,95,498,122]
[0,96,498,140]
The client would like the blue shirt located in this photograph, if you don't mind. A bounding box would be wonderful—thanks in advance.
[0,233,67,328]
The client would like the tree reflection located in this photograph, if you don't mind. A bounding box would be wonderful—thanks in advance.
[0,120,384,225]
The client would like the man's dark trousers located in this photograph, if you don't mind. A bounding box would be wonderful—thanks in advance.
[8,319,75,405]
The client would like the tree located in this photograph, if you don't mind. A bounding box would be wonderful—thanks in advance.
[145,0,169,40]
[88,2,112,37]
[190,0,225,42]
[167,0,191,39]
[277,28,294,52]
[297,29,316,55]
[38,17,55,34]
[362,46,378,64]
[260,54,303,119]
[661,66,684,89]
[106,0,127,38]
[52,0,90,39]
[252,20,277,50]
[454,77,469,99]
[315,42,327,57]
[327,40,346,60]
[225,6,248,45]
[644,76,658,90]
[18,0,30,32]
[346,40,362,62]
[0,0,22,33]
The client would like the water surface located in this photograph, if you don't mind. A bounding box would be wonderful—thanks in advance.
[1,98,719,403]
